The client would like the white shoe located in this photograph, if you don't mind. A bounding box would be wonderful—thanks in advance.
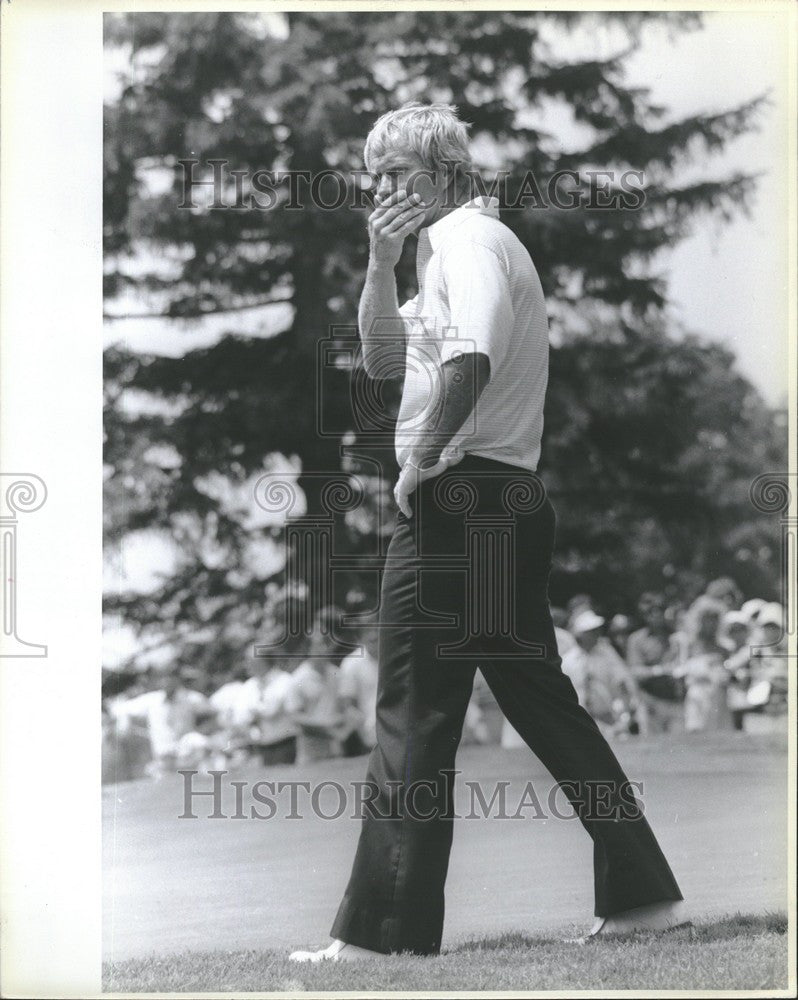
[586,900,690,940]
[289,938,383,963]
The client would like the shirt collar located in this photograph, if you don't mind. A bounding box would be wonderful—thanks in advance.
[419,195,500,253]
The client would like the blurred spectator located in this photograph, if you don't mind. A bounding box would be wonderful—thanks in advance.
[556,627,577,658]
[747,602,788,724]
[112,664,211,777]
[566,594,593,623]
[550,606,569,629]
[626,593,672,669]
[720,610,751,654]
[208,667,247,731]
[681,596,734,733]
[608,614,631,659]
[626,593,684,734]
[740,597,766,625]
[721,610,753,730]
[338,624,380,756]
[287,619,348,764]
[704,576,743,611]
[551,606,578,657]
[665,602,690,664]
[102,669,153,782]
[175,714,230,770]
[233,655,298,765]
[562,609,645,740]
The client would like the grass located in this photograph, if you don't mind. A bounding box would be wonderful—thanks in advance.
[103,912,789,993]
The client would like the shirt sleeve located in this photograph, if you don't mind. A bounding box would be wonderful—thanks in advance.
[440,242,515,375]
[337,657,358,699]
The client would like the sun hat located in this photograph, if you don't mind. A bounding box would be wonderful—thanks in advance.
[757,603,783,629]
[571,609,605,634]
[723,610,749,629]
[740,598,766,622]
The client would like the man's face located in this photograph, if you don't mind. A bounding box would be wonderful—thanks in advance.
[370,149,448,227]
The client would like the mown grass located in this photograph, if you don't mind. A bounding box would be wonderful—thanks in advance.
[104,911,789,993]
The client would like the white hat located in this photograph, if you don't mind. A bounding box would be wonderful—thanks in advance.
[740,598,766,622]
[571,609,605,634]
[723,610,749,629]
[758,603,783,629]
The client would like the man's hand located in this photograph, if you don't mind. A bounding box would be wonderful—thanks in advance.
[393,352,490,517]
[393,453,451,518]
[368,189,427,269]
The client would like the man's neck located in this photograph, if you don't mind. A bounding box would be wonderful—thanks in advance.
[423,183,472,227]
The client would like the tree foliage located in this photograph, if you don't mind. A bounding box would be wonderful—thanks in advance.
[103,11,784,674]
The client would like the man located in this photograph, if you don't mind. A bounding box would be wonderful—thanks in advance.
[681,595,733,733]
[291,102,684,962]
[607,613,632,659]
[561,610,644,739]
[626,592,684,733]
[233,656,298,766]
[747,602,788,723]
[287,623,349,765]
[113,664,210,778]
[704,577,743,611]
[721,610,753,731]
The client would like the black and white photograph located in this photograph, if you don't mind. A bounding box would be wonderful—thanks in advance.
[0,1,795,996]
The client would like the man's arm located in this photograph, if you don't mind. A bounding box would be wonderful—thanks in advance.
[393,239,513,515]
[394,352,491,515]
[359,189,426,378]
[358,261,407,379]
[410,352,491,469]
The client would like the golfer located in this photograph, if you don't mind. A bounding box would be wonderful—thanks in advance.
[291,102,684,962]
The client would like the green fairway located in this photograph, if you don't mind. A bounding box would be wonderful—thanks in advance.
[103,732,790,991]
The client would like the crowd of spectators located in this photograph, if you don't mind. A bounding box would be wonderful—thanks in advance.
[548,578,789,742]
[103,577,789,783]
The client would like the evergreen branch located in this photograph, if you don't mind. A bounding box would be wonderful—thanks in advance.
[103,294,293,321]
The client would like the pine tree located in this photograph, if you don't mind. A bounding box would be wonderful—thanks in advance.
[103,11,782,676]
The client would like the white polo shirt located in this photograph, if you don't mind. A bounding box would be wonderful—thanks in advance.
[395,196,550,473]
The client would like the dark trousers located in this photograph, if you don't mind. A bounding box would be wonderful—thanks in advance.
[331,455,682,955]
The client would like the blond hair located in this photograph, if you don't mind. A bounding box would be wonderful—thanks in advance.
[364,101,473,176]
